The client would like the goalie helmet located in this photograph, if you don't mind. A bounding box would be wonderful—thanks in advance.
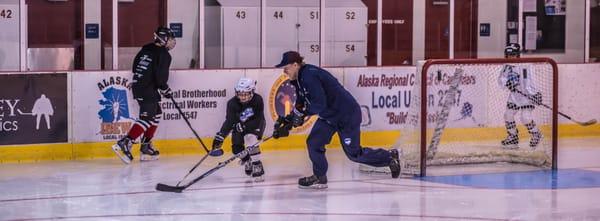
[504,43,521,58]
[235,77,256,103]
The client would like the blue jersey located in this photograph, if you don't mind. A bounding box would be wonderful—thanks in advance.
[291,64,359,123]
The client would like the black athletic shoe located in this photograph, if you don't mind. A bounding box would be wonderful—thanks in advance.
[298,175,328,189]
[389,149,401,178]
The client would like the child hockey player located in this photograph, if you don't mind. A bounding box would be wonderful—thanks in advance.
[210,77,267,182]
[498,43,543,149]
[112,27,176,164]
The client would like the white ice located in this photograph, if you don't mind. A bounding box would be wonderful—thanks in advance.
[1,138,600,221]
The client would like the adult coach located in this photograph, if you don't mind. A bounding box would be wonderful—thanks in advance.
[273,51,401,189]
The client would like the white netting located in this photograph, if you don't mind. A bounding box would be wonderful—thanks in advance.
[395,59,556,176]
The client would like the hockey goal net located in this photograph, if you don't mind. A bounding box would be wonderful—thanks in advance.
[392,58,558,176]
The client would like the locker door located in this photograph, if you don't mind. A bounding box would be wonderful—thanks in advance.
[297,7,320,42]
[425,0,449,59]
[334,41,366,66]
[223,7,260,68]
[332,7,367,42]
[297,7,320,65]
[266,7,298,66]
[298,41,320,65]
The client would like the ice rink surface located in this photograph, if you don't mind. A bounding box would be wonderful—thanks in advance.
[1,138,600,221]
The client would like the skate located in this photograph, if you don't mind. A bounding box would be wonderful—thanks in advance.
[111,137,133,164]
[298,175,328,189]
[529,132,542,149]
[389,149,401,178]
[239,159,253,176]
[140,141,160,161]
[501,134,519,150]
[358,163,391,174]
[251,161,265,182]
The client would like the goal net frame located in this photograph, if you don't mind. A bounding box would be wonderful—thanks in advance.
[413,58,559,177]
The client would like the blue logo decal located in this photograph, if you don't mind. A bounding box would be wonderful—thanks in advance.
[98,87,131,123]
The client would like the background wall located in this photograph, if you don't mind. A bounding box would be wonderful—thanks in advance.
[522,0,586,63]
[412,0,425,64]
[84,0,101,70]
[477,0,507,58]
[167,0,199,69]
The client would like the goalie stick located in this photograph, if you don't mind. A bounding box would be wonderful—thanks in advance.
[156,136,273,193]
[515,90,597,126]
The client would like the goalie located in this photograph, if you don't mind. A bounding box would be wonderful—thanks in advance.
[210,77,266,182]
[498,43,543,149]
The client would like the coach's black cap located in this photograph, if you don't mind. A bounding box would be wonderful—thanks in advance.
[275,51,303,68]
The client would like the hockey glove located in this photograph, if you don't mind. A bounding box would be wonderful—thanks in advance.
[234,122,245,133]
[531,92,543,105]
[158,87,173,99]
[505,75,519,92]
[286,108,306,128]
[273,116,293,139]
[209,132,225,157]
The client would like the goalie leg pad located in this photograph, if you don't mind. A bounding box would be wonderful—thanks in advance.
[525,121,542,149]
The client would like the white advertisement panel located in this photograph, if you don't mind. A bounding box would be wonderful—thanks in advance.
[558,64,600,124]
[67,63,600,144]
[344,67,417,131]
[153,69,243,140]
[422,65,489,128]
[72,70,243,143]
[72,71,138,142]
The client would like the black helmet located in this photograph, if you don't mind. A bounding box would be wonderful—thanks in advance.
[504,43,521,57]
[154,27,174,45]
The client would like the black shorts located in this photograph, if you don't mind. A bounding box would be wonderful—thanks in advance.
[138,102,162,119]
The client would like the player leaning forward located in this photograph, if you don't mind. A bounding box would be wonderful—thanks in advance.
[273,51,401,189]
[210,77,266,182]
[498,43,543,149]
[112,27,176,164]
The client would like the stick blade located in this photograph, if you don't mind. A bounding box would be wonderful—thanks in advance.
[156,183,185,193]
[581,119,597,126]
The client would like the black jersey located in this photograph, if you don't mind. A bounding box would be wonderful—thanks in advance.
[218,94,265,136]
[131,43,172,103]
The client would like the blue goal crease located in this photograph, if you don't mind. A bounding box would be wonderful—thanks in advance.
[415,169,600,189]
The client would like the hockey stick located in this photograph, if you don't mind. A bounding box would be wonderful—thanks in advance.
[156,136,273,193]
[515,90,597,126]
[170,96,210,153]
[174,153,211,187]
[168,97,215,184]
